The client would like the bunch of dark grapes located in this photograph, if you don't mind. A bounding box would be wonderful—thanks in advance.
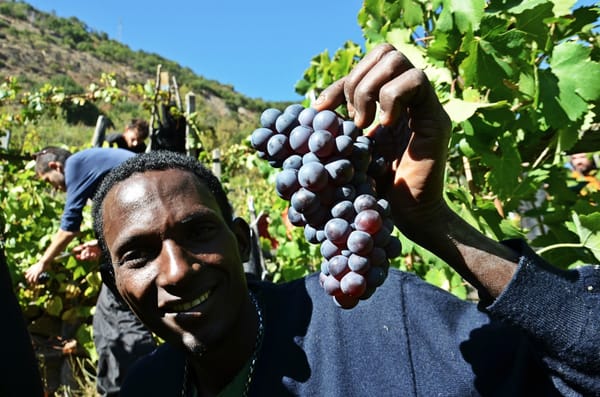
[250,104,401,309]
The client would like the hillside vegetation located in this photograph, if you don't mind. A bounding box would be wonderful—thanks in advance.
[0,0,293,152]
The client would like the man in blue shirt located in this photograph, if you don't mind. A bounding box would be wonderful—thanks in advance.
[25,147,156,397]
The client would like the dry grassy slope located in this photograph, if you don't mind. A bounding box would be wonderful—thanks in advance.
[0,11,244,120]
[0,14,149,89]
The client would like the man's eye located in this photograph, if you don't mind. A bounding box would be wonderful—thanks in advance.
[188,223,217,239]
[120,251,149,268]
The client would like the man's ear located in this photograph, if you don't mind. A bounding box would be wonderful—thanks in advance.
[232,217,251,263]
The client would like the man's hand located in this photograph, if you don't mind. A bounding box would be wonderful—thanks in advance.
[315,43,518,298]
[314,43,452,242]
[72,239,101,261]
[25,261,49,284]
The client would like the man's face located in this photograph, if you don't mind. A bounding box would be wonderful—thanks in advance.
[102,169,248,353]
[38,168,66,191]
[123,128,142,149]
[570,153,594,175]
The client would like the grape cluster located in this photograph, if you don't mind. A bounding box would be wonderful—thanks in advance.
[250,104,401,309]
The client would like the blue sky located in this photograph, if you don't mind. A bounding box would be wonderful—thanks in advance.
[24,0,364,102]
[22,1,599,102]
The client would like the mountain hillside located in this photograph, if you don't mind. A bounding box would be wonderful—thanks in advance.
[0,0,291,151]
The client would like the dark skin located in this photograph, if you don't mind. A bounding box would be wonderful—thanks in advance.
[100,44,519,395]
[102,169,255,396]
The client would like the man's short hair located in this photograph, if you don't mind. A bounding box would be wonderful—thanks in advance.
[91,150,234,292]
[33,147,72,175]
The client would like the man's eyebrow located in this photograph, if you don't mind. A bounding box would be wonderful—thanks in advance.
[179,209,219,225]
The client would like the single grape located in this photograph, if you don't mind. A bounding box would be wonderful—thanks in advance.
[342,120,361,139]
[320,260,330,275]
[377,199,391,217]
[298,107,318,127]
[335,135,354,156]
[282,154,303,170]
[302,152,320,165]
[285,103,305,118]
[290,188,320,214]
[370,247,388,267]
[304,224,320,244]
[353,194,378,213]
[347,230,374,255]
[350,144,371,173]
[312,110,340,134]
[289,125,313,154]
[308,129,335,158]
[385,236,402,258]
[302,205,330,228]
[328,254,350,280]
[348,254,370,274]
[340,271,367,297]
[372,226,392,247]
[333,294,359,309]
[324,218,352,246]
[267,134,291,160]
[286,205,306,227]
[325,159,355,186]
[260,108,282,129]
[354,209,383,235]
[275,112,299,135]
[330,200,356,223]
[366,266,387,288]
[323,274,342,296]
[316,229,326,243]
[298,162,329,192]
[320,239,342,260]
[275,169,299,200]
[368,155,389,178]
[250,127,275,152]
[37,272,50,283]
[333,185,356,202]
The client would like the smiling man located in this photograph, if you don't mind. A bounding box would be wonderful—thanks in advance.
[92,44,599,396]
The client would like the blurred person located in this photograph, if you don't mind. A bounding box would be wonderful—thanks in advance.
[568,152,600,194]
[24,147,156,397]
[105,118,149,154]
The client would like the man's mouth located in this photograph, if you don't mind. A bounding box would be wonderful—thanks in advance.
[170,290,212,312]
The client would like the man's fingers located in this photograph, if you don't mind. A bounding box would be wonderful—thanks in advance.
[314,77,347,112]
[350,50,415,127]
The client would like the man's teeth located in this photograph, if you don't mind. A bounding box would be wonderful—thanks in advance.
[171,290,211,312]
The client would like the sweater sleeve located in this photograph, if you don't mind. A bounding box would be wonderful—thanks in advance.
[487,239,600,396]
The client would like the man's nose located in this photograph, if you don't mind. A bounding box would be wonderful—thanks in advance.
[156,240,198,287]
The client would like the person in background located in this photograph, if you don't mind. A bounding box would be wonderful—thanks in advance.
[91,44,598,396]
[105,118,149,154]
[24,146,156,397]
[568,152,600,194]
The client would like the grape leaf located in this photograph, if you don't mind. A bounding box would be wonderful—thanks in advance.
[567,212,600,263]
[448,0,486,33]
[550,41,600,104]
[459,35,513,90]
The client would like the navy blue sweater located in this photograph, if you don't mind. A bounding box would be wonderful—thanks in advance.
[121,242,600,396]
